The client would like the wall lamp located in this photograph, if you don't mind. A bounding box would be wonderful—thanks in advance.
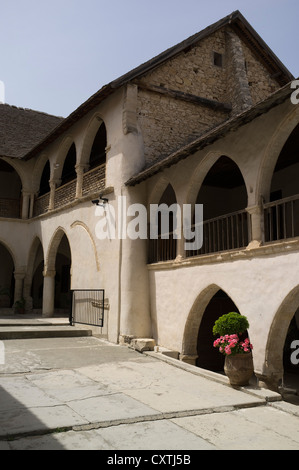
[92,195,109,207]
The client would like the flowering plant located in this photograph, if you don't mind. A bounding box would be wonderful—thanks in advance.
[213,334,253,356]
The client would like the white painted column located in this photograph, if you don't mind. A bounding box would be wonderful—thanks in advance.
[42,270,56,317]
[75,163,89,199]
[21,191,30,219]
[13,270,25,304]
[246,204,263,246]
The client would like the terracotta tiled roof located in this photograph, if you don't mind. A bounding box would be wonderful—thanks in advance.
[0,104,63,159]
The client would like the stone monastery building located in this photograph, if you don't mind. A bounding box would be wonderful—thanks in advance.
[0,11,298,390]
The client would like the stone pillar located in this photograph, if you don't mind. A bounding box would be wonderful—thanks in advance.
[246,204,263,247]
[42,270,56,317]
[48,180,56,211]
[29,193,35,219]
[13,269,26,304]
[119,189,152,343]
[75,163,88,199]
[49,179,61,211]
[21,191,30,219]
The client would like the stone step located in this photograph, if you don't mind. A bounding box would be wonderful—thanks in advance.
[0,325,92,340]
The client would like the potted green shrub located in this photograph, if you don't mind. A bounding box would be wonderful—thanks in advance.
[13,298,26,315]
[213,312,254,386]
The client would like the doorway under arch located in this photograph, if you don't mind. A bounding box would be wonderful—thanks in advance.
[0,242,15,308]
[54,234,71,313]
[265,285,299,392]
[196,289,240,372]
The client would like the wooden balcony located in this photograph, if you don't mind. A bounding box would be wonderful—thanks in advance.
[264,194,299,242]
[148,209,251,264]
[32,164,106,217]
[0,198,20,219]
[187,209,250,257]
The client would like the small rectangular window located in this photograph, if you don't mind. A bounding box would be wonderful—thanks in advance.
[213,52,223,67]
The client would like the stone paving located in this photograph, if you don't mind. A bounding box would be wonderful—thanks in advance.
[0,323,298,451]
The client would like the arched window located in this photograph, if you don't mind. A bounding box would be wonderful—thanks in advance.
[188,156,249,256]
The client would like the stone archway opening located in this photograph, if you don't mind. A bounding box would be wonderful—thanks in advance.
[187,156,249,257]
[0,242,14,310]
[264,285,299,392]
[264,122,299,242]
[30,241,44,312]
[0,160,22,218]
[148,183,177,263]
[283,309,299,394]
[54,234,71,314]
[196,289,240,372]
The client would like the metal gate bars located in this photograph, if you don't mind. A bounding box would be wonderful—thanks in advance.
[70,289,105,327]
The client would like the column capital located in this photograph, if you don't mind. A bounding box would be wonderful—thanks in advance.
[43,269,56,278]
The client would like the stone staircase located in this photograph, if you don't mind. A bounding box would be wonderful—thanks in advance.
[0,315,92,340]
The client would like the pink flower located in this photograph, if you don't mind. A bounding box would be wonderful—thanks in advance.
[225,345,232,355]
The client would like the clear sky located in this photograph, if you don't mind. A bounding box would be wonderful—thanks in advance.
[1,0,298,117]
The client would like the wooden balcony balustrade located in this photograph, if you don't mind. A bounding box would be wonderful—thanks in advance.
[0,198,20,219]
[263,194,299,242]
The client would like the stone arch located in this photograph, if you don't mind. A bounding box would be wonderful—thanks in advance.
[0,238,17,268]
[0,157,26,191]
[147,181,178,263]
[185,150,248,207]
[80,114,107,168]
[46,227,72,273]
[147,174,179,209]
[0,239,16,308]
[24,236,44,310]
[43,227,72,316]
[181,284,241,362]
[264,284,299,389]
[257,105,299,204]
[70,221,100,271]
[32,153,51,195]
[0,159,23,218]
[54,136,77,184]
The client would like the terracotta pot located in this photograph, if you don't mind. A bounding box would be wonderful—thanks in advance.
[224,352,254,386]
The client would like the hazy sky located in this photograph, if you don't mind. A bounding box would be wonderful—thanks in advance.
[1,0,298,117]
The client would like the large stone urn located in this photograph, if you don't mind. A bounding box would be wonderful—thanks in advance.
[224,352,254,386]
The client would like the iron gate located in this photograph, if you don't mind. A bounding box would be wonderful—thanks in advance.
[70,289,105,327]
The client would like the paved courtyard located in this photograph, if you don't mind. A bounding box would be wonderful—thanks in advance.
[0,332,298,451]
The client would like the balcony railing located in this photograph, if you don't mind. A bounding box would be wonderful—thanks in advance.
[32,164,106,217]
[263,194,299,242]
[186,209,250,257]
[33,192,50,217]
[148,209,250,263]
[0,198,20,219]
[54,179,77,210]
[82,163,106,196]
[148,231,177,264]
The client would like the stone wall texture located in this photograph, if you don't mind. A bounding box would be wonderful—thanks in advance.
[135,27,281,166]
